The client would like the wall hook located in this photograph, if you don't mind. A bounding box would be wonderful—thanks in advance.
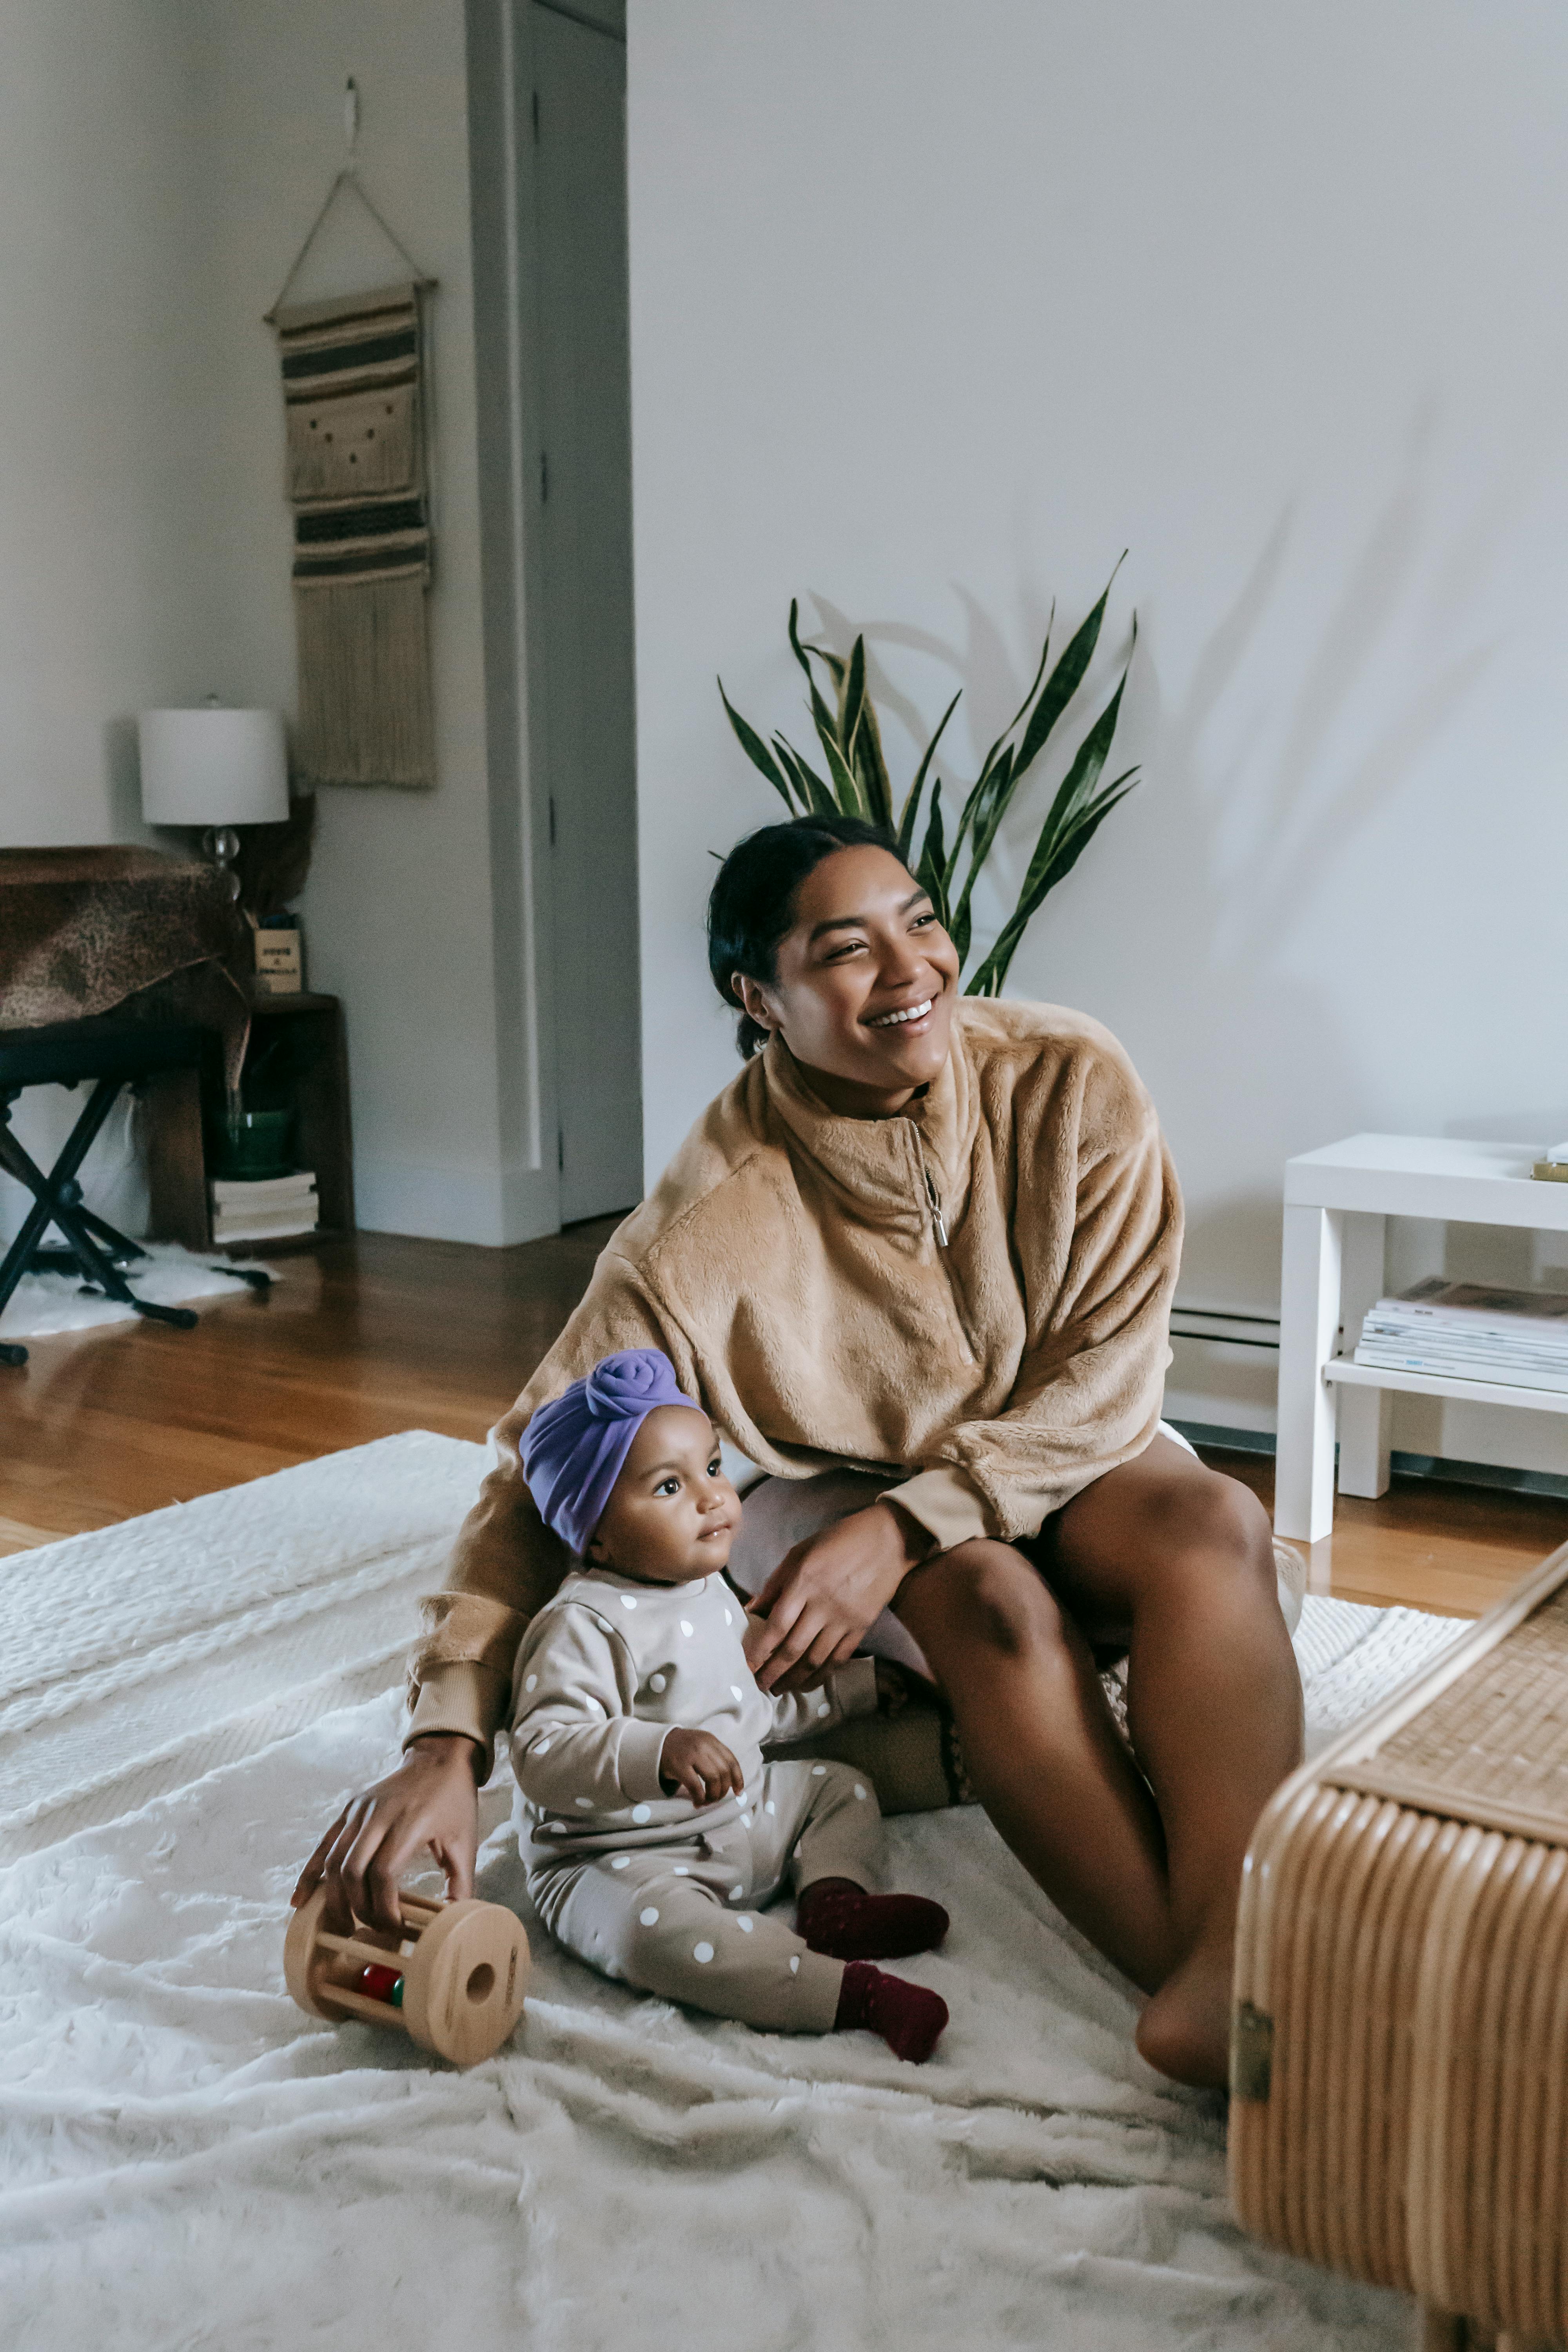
[344,77,360,160]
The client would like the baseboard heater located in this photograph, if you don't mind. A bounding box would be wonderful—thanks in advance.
[1168,1299,1568,1502]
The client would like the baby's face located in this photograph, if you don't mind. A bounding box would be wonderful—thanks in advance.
[586,1405,742,1584]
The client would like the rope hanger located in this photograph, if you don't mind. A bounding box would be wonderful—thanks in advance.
[264,79,437,323]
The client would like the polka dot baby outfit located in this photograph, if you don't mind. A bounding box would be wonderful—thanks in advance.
[510,1567,884,2031]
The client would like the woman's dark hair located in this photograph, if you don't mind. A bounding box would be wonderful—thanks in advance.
[707,811,902,1058]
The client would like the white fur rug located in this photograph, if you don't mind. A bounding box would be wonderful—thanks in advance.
[0,1241,271,1342]
[0,1434,1466,2349]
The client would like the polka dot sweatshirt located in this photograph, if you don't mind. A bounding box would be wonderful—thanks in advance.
[509,1567,878,1846]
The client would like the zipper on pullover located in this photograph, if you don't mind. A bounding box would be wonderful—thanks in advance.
[922,1163,949,1247]
[918,1147,976,1364]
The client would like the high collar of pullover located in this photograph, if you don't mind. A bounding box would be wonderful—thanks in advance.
[760,1013,977,1227]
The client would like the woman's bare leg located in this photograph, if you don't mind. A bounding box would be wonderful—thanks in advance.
[895,1541,1178,1994]
[1045,1435,1304,2087]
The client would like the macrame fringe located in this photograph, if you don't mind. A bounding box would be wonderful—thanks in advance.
[294,573,433,789]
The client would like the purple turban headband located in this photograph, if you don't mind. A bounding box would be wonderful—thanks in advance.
[520,1348,705,1555]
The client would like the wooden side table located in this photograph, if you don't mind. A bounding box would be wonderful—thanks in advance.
[147,991,354,1253]
[1274,1134,1568,1543]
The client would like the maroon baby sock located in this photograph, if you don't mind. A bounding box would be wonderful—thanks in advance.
[797,1876,949,1961]
[834,1960,948,2063]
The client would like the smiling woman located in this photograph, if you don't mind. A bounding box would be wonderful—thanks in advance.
[707,812,958,1105]
[296,811,1304,2090]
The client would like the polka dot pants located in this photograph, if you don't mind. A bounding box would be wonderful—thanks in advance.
[527,1759,882,2033]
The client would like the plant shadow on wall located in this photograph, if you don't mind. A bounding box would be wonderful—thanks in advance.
[1131,419,1502,1313]
[719,564,1140,993]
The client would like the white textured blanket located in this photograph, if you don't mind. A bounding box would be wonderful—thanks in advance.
[0,1436,1465,2348]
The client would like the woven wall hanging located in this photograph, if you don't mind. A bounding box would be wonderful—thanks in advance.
[266,156,437,789]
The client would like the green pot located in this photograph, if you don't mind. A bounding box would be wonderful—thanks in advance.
[213,1109,294,1180]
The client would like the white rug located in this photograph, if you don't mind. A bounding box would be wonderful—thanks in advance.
[0,1241,272,1341]
[0,1431,487,1858]
[0,1434,1467,2349]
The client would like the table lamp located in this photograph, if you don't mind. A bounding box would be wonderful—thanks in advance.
[138,704,290,901]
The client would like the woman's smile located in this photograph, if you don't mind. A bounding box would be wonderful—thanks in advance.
[864,993,937,1031]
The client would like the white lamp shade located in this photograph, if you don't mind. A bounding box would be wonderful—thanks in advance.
[138,708,290,827]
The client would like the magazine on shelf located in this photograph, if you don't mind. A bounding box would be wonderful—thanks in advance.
[1354,1355,1568,1383]
[1361,1277,1568,1339]
[1359,1317,1568,1363]
[1353,1276,1568,1390]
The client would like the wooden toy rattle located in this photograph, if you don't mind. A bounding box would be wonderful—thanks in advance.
[285,1887,529,2067]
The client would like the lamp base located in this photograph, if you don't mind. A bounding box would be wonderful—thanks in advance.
[201,826,243,903]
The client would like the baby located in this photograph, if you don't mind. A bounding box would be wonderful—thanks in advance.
[510,1348,949,2062]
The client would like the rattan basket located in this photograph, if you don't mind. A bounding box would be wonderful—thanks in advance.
[1231,1543,1568,2350]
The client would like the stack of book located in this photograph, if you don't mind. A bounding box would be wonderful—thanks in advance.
[210,1170,319,1246]
[1354,1277,1568,1394]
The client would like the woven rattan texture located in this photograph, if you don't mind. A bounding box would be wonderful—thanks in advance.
[1231,1552,1568,2349]
[1376,1581,1568,1820]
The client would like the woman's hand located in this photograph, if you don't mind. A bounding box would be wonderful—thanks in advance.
[660,1726,744,1804]
[742,1501,923,1693]
[291,1733,484,1936]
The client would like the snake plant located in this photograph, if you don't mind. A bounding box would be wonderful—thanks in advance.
[718,567,1140,995]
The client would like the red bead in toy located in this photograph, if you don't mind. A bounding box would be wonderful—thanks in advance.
[357,1963,401,2004]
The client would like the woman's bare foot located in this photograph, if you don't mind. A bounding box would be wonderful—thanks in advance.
[1134,1923,1233,2089]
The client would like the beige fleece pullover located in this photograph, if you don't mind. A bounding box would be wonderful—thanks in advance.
[410,998,1182,1756]
[511,1564,878,1855]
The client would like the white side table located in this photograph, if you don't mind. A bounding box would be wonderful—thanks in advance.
[1274,1134,1568,1542]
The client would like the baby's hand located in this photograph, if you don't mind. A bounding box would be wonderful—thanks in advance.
[659,1727,744,1805]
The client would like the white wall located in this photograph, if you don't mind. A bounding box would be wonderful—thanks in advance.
[2,1,555,1252]
[626,0,1568,1466]
[0,2,214,847]
[196,0,544,1245]
[0,3,212,1245]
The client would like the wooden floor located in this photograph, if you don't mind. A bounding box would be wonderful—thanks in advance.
[4,1225,1566,1618]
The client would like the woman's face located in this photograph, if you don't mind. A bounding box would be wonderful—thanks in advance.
[736,845,962,1112]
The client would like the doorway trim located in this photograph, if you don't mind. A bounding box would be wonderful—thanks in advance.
[464,0,637,1242]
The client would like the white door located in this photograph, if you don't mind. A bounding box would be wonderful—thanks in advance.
[532,0,642,1221]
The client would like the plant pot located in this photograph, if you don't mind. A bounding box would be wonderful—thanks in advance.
[213,1108,294,1180]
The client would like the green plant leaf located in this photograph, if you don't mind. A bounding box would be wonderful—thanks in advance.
[788,600,840,737]
[854,702,895,829]
[965,775,1140,996]
[951,595,1135,969]
[1010,557,1125,789]
[947,744,1015,948]
[949,885,972,970]
[987,613,1054,766]
[942,617,1057,922]
[914,783,949,927]
[964,643,1138,998]
[837,636,894,829]
[957,627,1052,838]
[1019,668,1134,892]
[840,635,866,759]
[718,678,799,810]
[774,734,836,816]
[897,687,961,860]
[814,717,868,817]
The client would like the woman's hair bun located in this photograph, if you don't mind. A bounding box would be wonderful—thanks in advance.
[706,811,900,1058]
